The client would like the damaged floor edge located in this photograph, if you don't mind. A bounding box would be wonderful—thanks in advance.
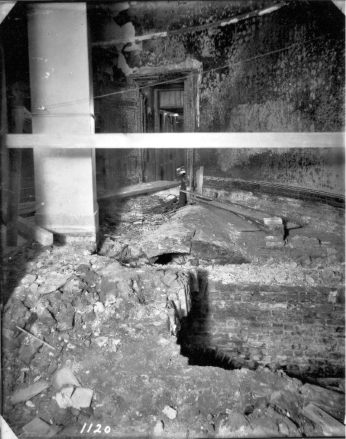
[2,187,345,437]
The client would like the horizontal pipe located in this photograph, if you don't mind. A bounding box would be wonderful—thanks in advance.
[6,132,345,149]
[92,2,286,47]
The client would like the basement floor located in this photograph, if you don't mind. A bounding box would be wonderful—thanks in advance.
[2,188,345,437]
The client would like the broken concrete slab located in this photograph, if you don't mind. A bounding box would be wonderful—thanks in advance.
[191,237,248,264]
[140,223,195,259]
[18,337,43,364]
[51,367,80,390]
[37,308,56,326]
[21,274,37,285]
[141,204,250,264]
[37,272,72,295]
[300,383,345,423]
[22,417,58,437]
[11,379,50,404]
[70,387,93,409]
[302,403,345,436]
[55,386,74,409]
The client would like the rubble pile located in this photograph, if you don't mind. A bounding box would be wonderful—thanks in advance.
[2,189,345,437]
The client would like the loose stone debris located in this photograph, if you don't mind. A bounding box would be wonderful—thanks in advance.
[162,405,177,420]
[11,380,50,405]
[1,189,345,437]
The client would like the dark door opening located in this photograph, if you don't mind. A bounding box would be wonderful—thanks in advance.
[154,86,184,133]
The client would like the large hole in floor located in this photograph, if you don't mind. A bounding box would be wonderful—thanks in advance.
[151,253,187,265]
[175,270,344,387]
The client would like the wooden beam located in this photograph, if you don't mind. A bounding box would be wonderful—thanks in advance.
[6,149,21,246]
[6,107,24,246]
[196,166,204,194]
[98,180,180,201]
[6,132,345,150]
[18,216,53,246]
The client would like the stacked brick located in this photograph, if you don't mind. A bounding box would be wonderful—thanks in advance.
[185,280,345,378]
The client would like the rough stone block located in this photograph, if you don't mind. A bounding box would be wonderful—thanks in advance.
[22,417,59,437]
[21,274,37,285]
[289,235,320,248]
[37,273,71,296]
[52,367,80,390]
[70,387,93,409]
[55,386,74,409]
[162,405,177,419]
[55,304,75,331]
[18,338,43,365]
[11,380,50,404]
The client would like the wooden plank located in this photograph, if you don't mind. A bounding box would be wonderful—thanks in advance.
[1,224,27,257]
[188,149,196,191]
[1,34,9,238]
[302,403,345,436]
[18,216,53,246]
[6,107,30,246]
[19,201,36,216]
[6,150,22,245]
[6,132,345,149]
[97,180,180,201]
[196,166,204,194]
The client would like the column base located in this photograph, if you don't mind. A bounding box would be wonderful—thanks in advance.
[35,207,99,244]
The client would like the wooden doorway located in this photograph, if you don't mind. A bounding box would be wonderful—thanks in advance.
[132,71,196,182]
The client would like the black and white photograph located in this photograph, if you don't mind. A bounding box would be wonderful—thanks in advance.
[0,1,345,437]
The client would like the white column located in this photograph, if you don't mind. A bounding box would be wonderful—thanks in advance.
[27,2,98,241]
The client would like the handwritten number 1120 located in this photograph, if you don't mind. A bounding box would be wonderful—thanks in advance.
[80,423,111,434]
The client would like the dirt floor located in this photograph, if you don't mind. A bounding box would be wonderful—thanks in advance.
[2,188,345,437]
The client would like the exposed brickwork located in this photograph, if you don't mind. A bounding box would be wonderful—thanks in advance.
[183,281,345,378]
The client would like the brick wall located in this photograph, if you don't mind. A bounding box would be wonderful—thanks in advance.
[183,279,345,379]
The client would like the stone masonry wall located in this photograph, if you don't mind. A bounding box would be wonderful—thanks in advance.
[185,281,345,378]
[92,1,345,133]
[91,1,345,189]
[196,147,345,195]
